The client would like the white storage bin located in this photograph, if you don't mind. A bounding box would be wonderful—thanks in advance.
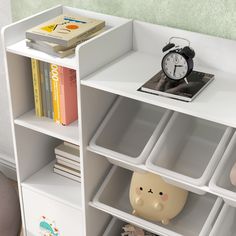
[22,187,83,236]
[103,217,125,236]
[209,204,236,236]
[89,96,172,168]
[209,131,236,207]
[91,166,222,236]
[146,112,233,190]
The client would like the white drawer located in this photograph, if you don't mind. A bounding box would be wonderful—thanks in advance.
[22,187,83,236]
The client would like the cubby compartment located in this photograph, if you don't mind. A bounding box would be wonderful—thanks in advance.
[209,204,236,236]
[145,112,233,190]
[209,131,236,207]
[91,166,222,236]
[103,217,159,236]
[22,187,83,236]
[89,96,172,167]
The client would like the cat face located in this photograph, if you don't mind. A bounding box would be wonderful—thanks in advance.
[129,171,188,224]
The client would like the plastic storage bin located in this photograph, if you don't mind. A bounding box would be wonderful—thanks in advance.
[209,203,236,236]
[103,217,126,236]
[22,187,83,236]
[91,166,222,236]
[90,96,172,168]
[209,131,236,207]
[146,112,233,190]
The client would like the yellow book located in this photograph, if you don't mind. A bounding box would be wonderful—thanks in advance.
[31,58,43,116]
[26,14,105,47]
[50,64,61,123]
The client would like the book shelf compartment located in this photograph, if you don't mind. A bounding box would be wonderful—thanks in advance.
[146,112,233,190]
[21,160,82,210]
[89,96,172,169]
[91,165,222,236]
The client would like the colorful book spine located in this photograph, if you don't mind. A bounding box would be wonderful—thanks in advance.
[39,61,47,116]
[50,64,61,123]
[31,58,43,117]
[59,66,78,125]
[44,62,53,118]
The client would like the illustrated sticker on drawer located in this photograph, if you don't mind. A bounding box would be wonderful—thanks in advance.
[39,216,60,236]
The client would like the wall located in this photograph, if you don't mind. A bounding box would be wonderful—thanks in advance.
[11,0,236,40]
[0,0,16,179]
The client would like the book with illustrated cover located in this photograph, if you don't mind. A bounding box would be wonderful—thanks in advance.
[26,14,105,47]
[139,70,214,102]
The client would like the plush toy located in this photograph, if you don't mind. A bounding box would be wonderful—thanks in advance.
[129,171,188,225]
[230,161,236,186]
[0,171,21,236]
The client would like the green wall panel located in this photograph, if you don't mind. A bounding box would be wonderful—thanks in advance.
[11,0,236,40]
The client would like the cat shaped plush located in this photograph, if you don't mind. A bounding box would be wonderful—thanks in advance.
[129,171,188,225]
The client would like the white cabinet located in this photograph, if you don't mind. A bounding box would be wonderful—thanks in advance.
[3,4,236,236]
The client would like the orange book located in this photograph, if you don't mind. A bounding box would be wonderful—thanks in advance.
[58,66,78,125]
[50,64,60,123]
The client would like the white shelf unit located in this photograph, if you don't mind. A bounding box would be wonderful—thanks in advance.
[3,4,236,236]
[2,5,132,236]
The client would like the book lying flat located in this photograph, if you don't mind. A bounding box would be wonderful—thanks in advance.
[26,28,105,52]
[56,154,80,166]
[139,70,214,102]
[54,163,81,176]
[56,158,81,171]
[55,143,80,162]
[26,14,105,47]
[26,39,75,58]
[54,167,81,182]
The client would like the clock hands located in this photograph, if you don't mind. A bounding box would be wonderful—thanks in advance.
[173,64,183,76]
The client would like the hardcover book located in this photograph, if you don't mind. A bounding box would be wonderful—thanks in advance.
[56,154,80,166]
[139,70,214,102]
[55,143,80,162]
[31,58,43,116]
[26,14,105,47]
[53,167,81,182]
[58,66,78,125]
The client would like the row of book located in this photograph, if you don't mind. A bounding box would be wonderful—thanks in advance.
[26,14,105,57]
[31,58,78,125]
[54,142,80,182]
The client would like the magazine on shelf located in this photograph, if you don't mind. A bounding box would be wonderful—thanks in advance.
[139,70,214,102]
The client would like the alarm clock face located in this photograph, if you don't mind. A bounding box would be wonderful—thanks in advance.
[162,52,189,80]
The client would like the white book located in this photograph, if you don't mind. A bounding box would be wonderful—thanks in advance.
[54,167,81,182]
[64,141,80,150]
[56,154,80,165]
[54,163,81,177]
[56,158,81,171]
[55,143,80,162]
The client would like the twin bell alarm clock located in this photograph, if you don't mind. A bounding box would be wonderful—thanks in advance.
[161,37,195,82]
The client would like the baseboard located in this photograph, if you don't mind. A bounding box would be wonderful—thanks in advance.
[0,152,17,180]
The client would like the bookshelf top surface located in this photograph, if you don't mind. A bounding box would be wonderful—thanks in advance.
[81,50,236,128]
[21,161,82,210]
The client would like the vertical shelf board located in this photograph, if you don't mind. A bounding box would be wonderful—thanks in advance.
[78,85,118,236]
[14,110,79,145]
[81,20,236,128]
[21,161,82,210]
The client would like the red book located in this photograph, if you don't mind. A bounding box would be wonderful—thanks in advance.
[58,66,78,125]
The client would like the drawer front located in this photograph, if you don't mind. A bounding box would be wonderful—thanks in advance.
[22,187,83,236]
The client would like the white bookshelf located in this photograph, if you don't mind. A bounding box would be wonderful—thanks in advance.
[3,4,236,236]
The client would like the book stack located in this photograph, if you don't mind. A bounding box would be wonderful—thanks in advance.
[26,14,105,58]
[53,142,80,182]
[31,59,78,125]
